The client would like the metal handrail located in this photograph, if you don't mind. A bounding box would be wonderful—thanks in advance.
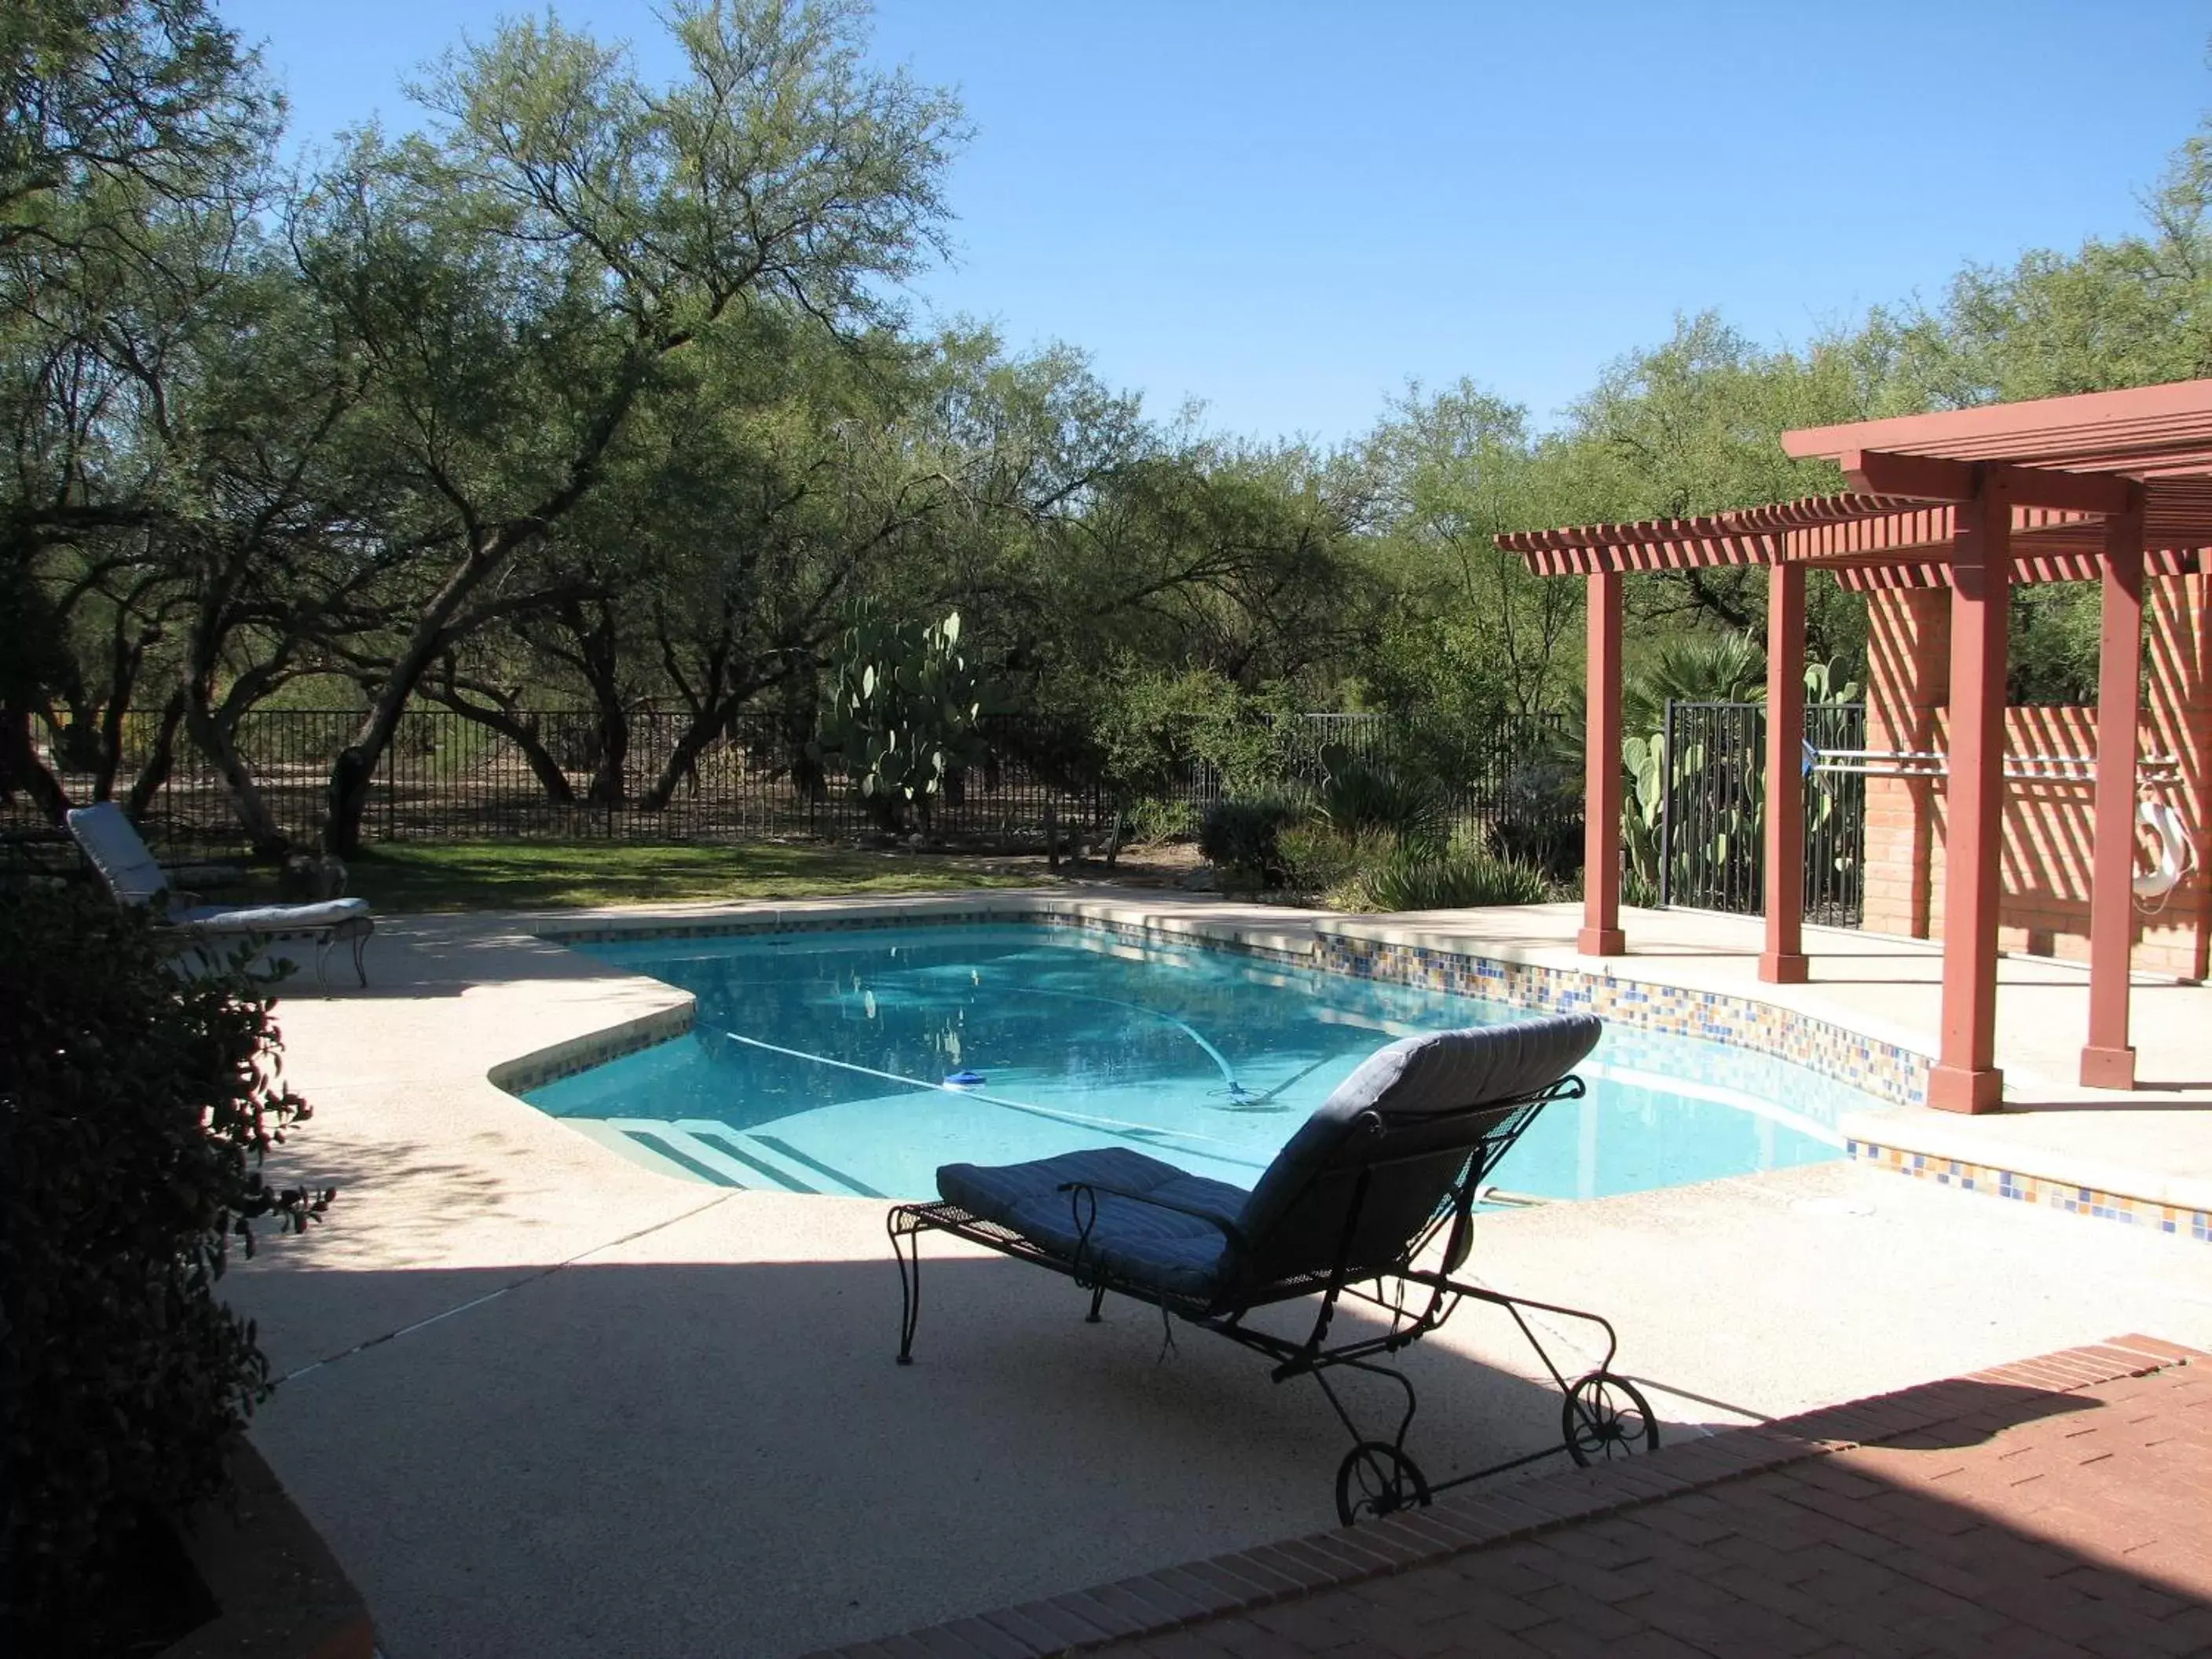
[1809,749,2184,785]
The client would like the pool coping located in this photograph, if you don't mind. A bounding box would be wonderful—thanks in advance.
[489,891,2210,1239]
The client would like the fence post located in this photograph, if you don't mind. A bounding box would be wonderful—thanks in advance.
[1657,700,1674,910]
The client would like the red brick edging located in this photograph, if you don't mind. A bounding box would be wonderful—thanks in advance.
[806,1334,2203,1659]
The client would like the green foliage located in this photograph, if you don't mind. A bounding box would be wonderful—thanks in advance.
[1090,665,1294,801]
[1314,756,1449,855]
[1354,844,1553,912]
[1120,796,1197,847]
[815,605,994,831]
[1,882,331,1636]
[1276,822,1371,895]
[1197,793,1305,889]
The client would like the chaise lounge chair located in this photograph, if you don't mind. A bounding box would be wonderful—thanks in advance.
[888,1012,1657,1524]
[66,802,375,994]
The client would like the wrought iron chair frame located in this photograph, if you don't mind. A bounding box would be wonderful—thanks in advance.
[888,1072,1658,1525]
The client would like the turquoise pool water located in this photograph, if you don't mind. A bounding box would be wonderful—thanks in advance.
[527,924,1869,1202]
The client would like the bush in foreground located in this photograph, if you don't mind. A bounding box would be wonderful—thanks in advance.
[2,883,331,1643]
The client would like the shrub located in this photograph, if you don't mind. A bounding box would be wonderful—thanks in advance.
[1122,796,1197,847]
[1276,822,1371,894]
[1357,846,1553,911]
[1089,665,1295,803]
[1314,759,1449,855]
[1199,793,1305,888]
[2,884,331,1639]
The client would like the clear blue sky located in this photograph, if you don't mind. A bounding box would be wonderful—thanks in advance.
[220,0,2211,446]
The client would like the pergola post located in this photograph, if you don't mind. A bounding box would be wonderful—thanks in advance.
[2082,496,2146,1089]
[1761,562,1809,983]
[1927,475,2012,1113]
[1580,569,1625,955]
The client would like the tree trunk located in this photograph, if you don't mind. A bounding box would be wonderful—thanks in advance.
[425,689,575,804]
[183,690,289,859]
[125,692,185,819]
[0,707,70,822]
[639,697,735,810]
[326,546,504,855]
[588,699,629,806]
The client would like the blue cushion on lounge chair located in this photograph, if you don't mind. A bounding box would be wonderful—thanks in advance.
[939,1146,1250,1301]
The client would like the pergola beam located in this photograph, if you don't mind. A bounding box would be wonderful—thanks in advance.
[1838,449,2137,515]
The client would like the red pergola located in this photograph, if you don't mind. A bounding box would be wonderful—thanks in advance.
[1498,379,2212,1113]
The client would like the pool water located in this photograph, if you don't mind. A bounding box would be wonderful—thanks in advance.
[527,925,1869,1203]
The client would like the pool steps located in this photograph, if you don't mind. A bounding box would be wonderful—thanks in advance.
[578,1116,886,1197]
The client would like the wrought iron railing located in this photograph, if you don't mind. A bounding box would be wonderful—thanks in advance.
[5,705,1582,860]
[1657,701,1866,928]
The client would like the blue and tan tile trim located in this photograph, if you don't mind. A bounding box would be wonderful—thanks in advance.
[489,999,696,1096]
[1315,933,1930,1108]
[1848,1140,2212,1243]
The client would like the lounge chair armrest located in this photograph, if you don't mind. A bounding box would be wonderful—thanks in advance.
[1056,1180,1248,1250]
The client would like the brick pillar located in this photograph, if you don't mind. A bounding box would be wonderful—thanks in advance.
[1862,586,1950,939]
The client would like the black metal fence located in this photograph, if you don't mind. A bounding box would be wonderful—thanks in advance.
[5,705,1584,860]
[1657,701,1866,928]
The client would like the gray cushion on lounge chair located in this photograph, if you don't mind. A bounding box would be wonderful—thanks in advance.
[66,802,377,991]
[65,801,170,905]
[177,899,371,932]
[935,1014,1602,1306]
[939,1146,1247,1301]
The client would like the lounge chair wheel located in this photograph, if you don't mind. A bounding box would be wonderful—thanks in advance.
[1335,1441,1430,1526]
[1562,1371,1660,1465]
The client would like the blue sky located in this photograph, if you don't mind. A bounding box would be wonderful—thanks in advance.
[220,0,2211,445]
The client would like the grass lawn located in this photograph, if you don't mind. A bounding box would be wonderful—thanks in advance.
[261,840,1046,914]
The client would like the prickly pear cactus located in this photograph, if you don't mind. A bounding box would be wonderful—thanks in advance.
[812,604,994,831]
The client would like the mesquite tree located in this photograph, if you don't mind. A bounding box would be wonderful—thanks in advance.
[296,0,962,852]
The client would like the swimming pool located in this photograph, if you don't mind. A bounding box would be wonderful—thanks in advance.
[526,924,1870,1202]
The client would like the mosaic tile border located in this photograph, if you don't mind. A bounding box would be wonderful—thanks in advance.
[489,1001,695,1096]
[1314,933,1930,1109]
[1848,1139,2211,1243]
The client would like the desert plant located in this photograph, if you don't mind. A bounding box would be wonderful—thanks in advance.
[1276,822,1377,895]
[1314,757,1450,855]
[2,884,331,1641]
[1357,846,1553,911]
[813,605,997,833]
[1199,792,1306,889]
[1122,796,1198,847]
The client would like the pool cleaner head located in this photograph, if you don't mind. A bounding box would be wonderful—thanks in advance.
[943,1069,987,1089]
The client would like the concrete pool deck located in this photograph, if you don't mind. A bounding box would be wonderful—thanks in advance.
[232,890,2212,1656]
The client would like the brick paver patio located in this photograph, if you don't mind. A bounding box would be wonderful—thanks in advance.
[820,1335,2209,1658]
